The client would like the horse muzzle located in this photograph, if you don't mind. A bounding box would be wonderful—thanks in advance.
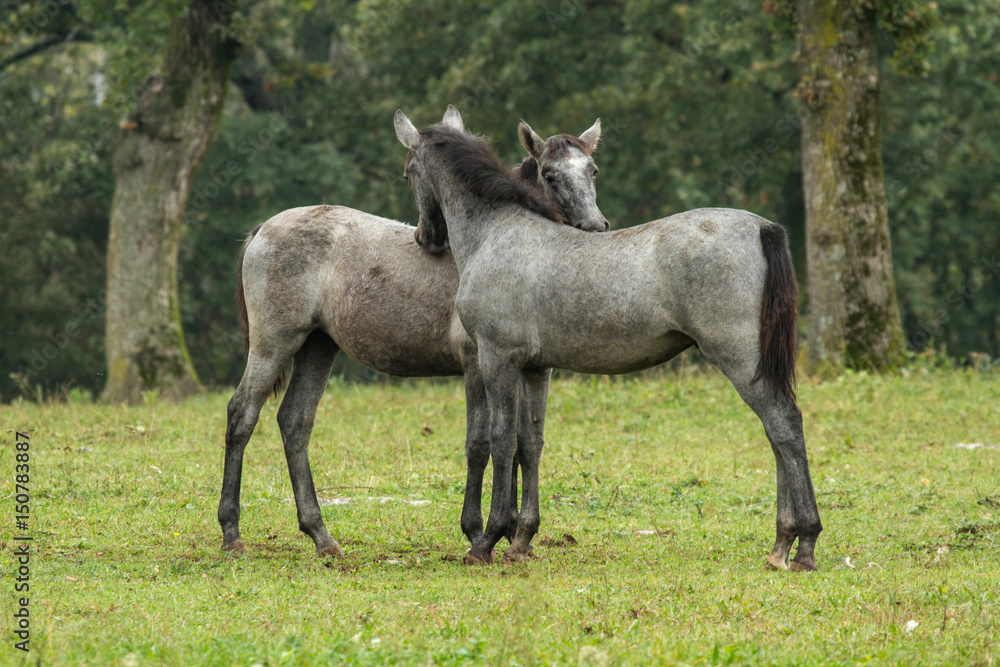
[414,226,449,255]
[570,215,611,233]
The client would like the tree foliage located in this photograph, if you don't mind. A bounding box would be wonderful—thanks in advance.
[1,0,997,401]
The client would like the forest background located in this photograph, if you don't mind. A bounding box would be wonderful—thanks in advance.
[1,0,997,402]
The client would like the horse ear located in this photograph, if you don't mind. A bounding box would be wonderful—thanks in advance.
[579,118,601,152]
[518,120,545,158]
[394,110,421,150]
[442,105,464,131]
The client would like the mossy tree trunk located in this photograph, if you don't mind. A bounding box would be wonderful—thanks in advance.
[796,0,905,374]
[103,0,238,404]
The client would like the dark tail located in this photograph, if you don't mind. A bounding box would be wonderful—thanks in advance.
[751,223,798,400]
[237,224,286,398]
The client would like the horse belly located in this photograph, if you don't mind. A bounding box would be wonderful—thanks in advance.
[538,329,693,375]
[522,290,691,374]
[331,288,463,377]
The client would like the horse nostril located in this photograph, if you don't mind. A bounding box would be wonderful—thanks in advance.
[603,219,610,231]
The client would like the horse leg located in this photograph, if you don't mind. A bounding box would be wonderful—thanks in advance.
[465,353,521,565]
[706,351,822,571]
[739,384,821,570]
[756,396,821,571]
[277,330,343,557]
[503,367,551,562]
[218,353,289,554]
[506,451,520,545]
[766,443,797,570]
[460,360,491,548]
[507,392,525,548]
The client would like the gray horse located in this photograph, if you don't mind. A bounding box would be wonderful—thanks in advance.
[395,111,823,571]
[218,107,607,558]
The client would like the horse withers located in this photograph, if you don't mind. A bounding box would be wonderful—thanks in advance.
[395,110,822,570]
[218,107,609,559]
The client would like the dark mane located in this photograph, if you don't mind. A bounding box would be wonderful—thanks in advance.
[545,133,591,157]
[511,156,539,184]
[419,125,566,225]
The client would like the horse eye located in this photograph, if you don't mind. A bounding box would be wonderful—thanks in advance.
[592,168,599,178]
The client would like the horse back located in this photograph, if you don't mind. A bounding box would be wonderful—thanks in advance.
[242,205,465,376]
[453,208,772,374]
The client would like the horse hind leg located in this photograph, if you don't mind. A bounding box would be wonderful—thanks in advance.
[277,330,343,557]
[745,384,820,570]
[704,348,822,571]
[218,351,291,554]
[766,445,797,570]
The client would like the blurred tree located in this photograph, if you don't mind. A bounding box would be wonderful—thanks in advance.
[793,1,897,373]
[0,0,995,402]
[882,1,1000,360]
[780,0,938,374]
[102,0,238,404]
[0,47,111,400]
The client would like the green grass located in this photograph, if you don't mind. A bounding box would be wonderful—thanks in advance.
[1,368,998,666]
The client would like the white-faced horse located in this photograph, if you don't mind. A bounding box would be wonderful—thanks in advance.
[395,111,822,570]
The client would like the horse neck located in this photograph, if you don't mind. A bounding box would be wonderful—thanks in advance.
[430,164,507,268]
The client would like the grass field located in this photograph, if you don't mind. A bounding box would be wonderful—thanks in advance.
[1,367,998,666]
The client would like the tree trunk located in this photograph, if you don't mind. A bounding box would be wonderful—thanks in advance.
[103,0,237,404]
[796,0,905,374]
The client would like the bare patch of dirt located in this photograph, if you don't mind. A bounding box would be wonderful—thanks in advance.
[537,533,578,548]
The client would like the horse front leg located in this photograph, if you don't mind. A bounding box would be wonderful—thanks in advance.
[465,353,521,565]
[460,358,491,548]
[503,367,551,563]
[505,451,521,546]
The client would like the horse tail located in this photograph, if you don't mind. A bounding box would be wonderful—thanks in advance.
[751,222,798,401]
[237,224,287,398]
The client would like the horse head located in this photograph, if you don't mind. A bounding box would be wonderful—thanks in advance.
[396,108,452,255]
[517,119,609,232]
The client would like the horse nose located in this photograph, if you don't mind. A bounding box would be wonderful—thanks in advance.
[414,225,448,254]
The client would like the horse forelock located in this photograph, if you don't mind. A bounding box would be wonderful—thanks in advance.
[546,133,591,157]
[418,125,567,226]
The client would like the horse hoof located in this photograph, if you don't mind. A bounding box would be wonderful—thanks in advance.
[463,550,494,566]
[501,549,532,564]
[764,557,789,571]
[222,539,246,555]
[790,558,817,572]
[317,544,345,558]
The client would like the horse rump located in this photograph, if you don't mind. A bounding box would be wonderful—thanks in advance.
[236,223,287,398]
